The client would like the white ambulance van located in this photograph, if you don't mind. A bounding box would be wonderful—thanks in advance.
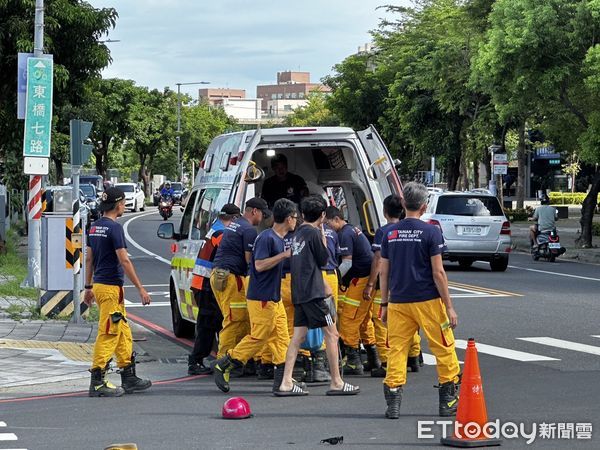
[157,126,402,337]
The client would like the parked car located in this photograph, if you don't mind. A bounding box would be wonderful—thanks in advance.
[421,190,511,271]
[115,183,146,212]
[78,183,100,221]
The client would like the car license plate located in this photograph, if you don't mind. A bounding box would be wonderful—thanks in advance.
[462,226,482,235]
[548,242,561,249]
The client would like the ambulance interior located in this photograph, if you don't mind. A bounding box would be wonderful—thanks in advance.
[245,145,379,240]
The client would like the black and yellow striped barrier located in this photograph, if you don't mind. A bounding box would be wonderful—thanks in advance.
[40,290,89,318]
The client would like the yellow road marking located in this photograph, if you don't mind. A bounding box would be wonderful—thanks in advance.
[0,339,93,362]
[448,281,523,297]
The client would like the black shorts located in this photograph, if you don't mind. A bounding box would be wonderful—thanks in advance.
[294,299,334,329]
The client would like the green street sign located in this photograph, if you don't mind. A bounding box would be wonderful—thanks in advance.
[23,57,53,158]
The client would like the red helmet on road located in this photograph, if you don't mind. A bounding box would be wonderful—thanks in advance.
[222,397,252,419]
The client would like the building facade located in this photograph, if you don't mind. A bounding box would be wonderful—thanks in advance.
[198,88,246,105]
[256,71,331,112]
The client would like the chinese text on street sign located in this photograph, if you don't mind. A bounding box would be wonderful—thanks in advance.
[23,57,53,158]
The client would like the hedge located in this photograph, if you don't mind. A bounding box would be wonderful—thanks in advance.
[549,192,600,205]
[504,207,534,222]
[593,222,600,237]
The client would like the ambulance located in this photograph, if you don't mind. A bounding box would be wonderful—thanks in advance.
[157,126,403,337]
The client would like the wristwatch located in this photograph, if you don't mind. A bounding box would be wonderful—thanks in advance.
[84,284,93,290]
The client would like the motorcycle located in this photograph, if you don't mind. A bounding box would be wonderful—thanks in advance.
[159,196,173,221]
[532,228,566,262]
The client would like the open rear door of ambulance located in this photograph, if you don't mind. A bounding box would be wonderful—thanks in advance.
[357,125,403,198]
[231,129,263,205]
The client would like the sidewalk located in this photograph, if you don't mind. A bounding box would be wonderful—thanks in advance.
[510,212,600,264]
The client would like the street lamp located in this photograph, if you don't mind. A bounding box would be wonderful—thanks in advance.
[176,81,210,181]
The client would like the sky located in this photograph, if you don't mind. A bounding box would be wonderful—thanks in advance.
[86,0,405,98]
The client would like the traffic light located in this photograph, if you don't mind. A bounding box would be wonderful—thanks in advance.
[70,119,94,166]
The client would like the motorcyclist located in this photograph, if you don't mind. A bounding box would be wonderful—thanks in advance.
[528,194,558,249]
[160,182,174,198]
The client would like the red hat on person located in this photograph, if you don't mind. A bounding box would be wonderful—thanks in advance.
[222,397,253,420]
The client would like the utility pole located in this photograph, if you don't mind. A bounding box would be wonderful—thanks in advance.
[175,81,210,182]
[23,0,45,289]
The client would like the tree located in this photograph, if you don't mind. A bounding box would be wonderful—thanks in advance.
[283,92,340,127]
[474,0,600,246]
[0,0,117,188]
[80,78,138,178]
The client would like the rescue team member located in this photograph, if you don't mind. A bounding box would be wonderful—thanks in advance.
[276,195,360,397]
[362,194,421,377]
[379,182,460,419]
[262,153,308,208]
[187,203,240,376]
[325,207,379,376]
[210,198,271,360]
[213,199,298,393]
[84,187,152,397]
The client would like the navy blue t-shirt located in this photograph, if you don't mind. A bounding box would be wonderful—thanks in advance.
[338,223,373,278]
[87,217,127,286]
[372,222,397,254]
[281,231,294,276]
[380,218,444,303]
[246,228,285,301]
[212,216,257,276]
[322,223,340,270]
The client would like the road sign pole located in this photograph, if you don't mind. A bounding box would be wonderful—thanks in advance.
[72,166,82,324]
[23,0,45,289]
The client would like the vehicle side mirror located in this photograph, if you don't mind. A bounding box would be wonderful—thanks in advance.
[157,223,175,240]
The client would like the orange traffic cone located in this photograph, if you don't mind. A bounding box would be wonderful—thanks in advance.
[441,338,502,448]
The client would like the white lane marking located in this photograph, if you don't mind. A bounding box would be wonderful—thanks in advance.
[592,335,600,339]
[0,422,5,426]
[507,265,600,282]
[421,353,462,365]
[122,212,171,265]
[454,339,559,362]
[518,337,600,356]
[124,284,168,288]
[125,302,170,308]
[0,433,18,441]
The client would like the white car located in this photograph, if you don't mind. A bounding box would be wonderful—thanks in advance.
[115,183,146,212]
[421,190,511,271]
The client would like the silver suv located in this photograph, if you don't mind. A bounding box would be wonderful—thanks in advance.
[421,189,511,271]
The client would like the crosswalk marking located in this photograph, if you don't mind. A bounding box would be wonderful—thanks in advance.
[0,433,18,440]
[454,339,559,361]
[124,300,170,307]
[0,421,5,426]
[421,353,462,365]
[447,281,522,298]
[517,337,600,356]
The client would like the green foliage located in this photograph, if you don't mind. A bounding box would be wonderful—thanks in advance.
[592,221,600,237]
[0,230,37,300]
[283,92,340,127]
[0,0,117,189]
[549,192,600,205]
[504,206,534,222]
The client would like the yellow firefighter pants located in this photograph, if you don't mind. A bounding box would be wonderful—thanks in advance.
[230,300,290,365]
[364,294,389,362]
[281,274,294,338]
[384,298,460,388]
[339,277,375,348]
[210,272,250,358]
[91,284,132,370]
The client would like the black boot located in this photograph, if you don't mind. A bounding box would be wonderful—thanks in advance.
[311,350,331,382]
[257,362,274,380]
[89,367,125,397]
[383,384,402,419]
[438,380,460,417]
[365,344,382,374]
[272,364,284,393]
[371,362,386,378]
[213,354,243,393]
[303,355,314,383]
[188,355,212,375]
[343,346,364,376]
[120,355,152,394]
[244,359,257,376]
[407,356,420,373]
